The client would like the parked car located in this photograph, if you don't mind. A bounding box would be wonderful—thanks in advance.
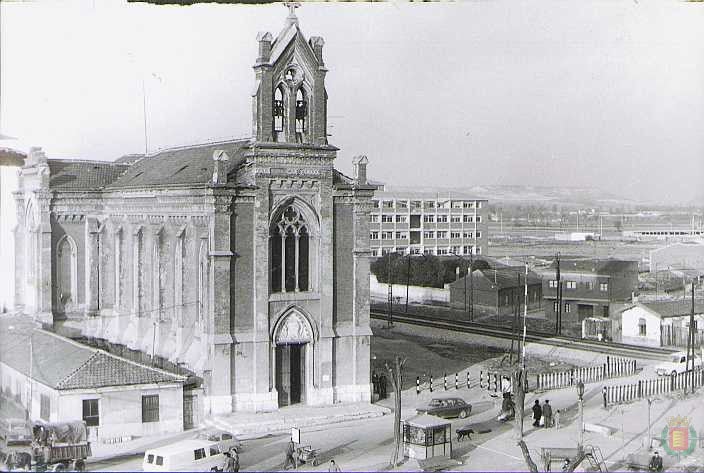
[0,418,32,446]
[654,352,703,376]
[416,397,472,419]
[143,439,225,472]
[197,429,242,453]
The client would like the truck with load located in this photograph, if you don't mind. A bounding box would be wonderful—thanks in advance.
[1,420,91,471]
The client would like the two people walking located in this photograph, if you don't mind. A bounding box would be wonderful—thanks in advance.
[532,399,554,428]
[222,450,240,473]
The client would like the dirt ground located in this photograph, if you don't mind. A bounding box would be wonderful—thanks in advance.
[371,326,584,391]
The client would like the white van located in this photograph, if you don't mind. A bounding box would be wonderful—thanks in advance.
[143,439,225,472]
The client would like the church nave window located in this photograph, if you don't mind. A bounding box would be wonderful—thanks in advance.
[271,205,310,293]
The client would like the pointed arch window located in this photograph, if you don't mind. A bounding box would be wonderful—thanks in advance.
[271,205,310,293]
[273,86,285,140]
[295,88,307,141]
[197,239,209,330]
[56,235,78,311]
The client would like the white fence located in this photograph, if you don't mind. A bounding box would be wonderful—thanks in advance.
[370,274,449,305]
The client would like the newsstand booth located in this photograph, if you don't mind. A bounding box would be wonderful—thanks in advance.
[403,414,452,460]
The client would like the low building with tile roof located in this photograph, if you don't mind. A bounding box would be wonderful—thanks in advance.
[0,316,185,440]
[448,267,543,317]
[12,8,378,425]
[616,300,704,349]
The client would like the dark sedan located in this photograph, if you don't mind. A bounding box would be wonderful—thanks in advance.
[416,397,472,419]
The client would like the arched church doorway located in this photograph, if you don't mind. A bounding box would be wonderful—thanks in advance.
[273,309,314,407]
[275,343,305,406]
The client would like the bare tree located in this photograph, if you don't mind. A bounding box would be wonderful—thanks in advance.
[385,356,406,467]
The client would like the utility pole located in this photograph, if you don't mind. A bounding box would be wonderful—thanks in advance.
[387,254,394,328]
[556,253,562,335]
[686,282,695,394]
[522,262,528,367]
[405,254,410,314]
[469,251,474,322]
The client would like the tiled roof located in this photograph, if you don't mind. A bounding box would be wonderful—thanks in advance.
[0,317,184,390]
[548,258,638,275]
[56,351,183,390]
[107,139,249,189]
[48,160,130,190]
[640,301,704,318]
[449,267,542,290]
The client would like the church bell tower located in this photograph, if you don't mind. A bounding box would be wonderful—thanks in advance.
[252,3,328,146]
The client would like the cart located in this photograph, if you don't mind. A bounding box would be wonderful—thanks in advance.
[296,445,320,466]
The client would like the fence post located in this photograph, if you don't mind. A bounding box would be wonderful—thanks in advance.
[416,376,420,396]
[638,380,642,399]
[430,374,433,393]
[536,374,540,390]
[467,371,470,390]
[571,369,575,386]
[670,373,676,392]
[444,372,447,391]
[603,364,606,380]
[455,373,459,390]
[606,356,610,376]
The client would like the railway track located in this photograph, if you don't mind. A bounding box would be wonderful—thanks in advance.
[370,310,677,361]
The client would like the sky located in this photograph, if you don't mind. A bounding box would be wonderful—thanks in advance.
[1,0,703,204]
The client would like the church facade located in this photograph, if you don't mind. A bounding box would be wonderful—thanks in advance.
[13,10,376,416]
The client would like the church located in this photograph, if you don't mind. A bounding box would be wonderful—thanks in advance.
[13,7,377,418]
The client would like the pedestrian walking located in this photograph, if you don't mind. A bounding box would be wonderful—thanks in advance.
[328,459,341,472]
[284,438,297,470]
[562,458,571,472]
[372,371,379,397]
[555,409,561,430]
[222,452,236,472]
[532,399,542,427]
[543,400,553,428]
[231,449,240,473]
[379,373,388,399]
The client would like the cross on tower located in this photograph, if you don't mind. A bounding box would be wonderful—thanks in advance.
[284,2,301,19]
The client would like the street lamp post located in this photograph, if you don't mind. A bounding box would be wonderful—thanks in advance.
[647,398,653,450]
[577,380,585,453]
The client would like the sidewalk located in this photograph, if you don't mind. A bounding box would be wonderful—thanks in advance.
[206,402,391,438]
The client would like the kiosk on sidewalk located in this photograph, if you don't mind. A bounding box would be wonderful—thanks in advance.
[403,414,452,460]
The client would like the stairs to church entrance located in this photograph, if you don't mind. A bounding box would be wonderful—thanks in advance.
[203,403,390,438]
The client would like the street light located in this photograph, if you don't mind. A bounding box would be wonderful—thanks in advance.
[577,380,585,452]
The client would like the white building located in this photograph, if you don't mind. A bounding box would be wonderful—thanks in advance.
[618,301,704,349]
[0,317,186,441]
[369,188,488,257]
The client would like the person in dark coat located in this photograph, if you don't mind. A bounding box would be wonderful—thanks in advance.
[379,373,388,399]
[648,451,663,472]
[532,399,542,427]
[284,439,297,470]
[372,371,379,396]
[542,400,553,428]
[222,452,236,472]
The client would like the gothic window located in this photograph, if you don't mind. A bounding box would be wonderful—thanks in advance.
[56,235,77,310]
[114,229,122,309]
[271,205,310,293]
[273,86,285,138]
[133,227,145,316]
[197,240,209,329]
[295,88,307,141]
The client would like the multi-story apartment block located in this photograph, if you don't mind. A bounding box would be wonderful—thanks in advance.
[369,190,488,257]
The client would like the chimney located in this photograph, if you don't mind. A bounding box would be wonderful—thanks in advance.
[310,36,325,66]
[256,32,273,64]
[212,150,230,186]
[352,155,368,185]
